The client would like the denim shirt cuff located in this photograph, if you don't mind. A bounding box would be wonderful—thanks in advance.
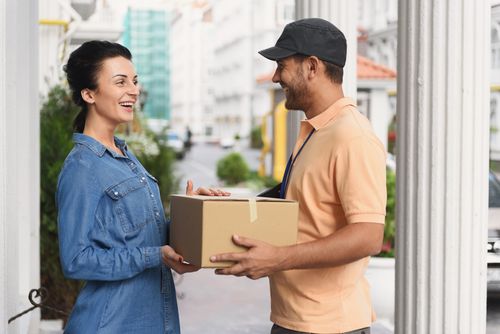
[142,247,161,269]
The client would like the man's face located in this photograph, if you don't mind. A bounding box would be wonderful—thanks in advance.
[272,56,309,111]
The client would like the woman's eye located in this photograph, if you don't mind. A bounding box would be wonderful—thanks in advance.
[133,80,138,86]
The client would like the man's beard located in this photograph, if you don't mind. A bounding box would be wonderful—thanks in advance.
[283,70,308,111]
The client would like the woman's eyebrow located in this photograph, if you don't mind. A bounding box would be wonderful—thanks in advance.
[112,74,138,79]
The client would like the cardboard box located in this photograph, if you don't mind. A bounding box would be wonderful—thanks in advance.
[170,195,298,268]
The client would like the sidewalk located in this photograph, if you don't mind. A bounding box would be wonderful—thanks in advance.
[176,269,393,334]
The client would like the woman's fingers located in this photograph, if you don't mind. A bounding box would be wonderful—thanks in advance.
[185,180,195,195]
[186,180,230,196]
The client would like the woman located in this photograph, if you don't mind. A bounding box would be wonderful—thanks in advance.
[57,40,203,334]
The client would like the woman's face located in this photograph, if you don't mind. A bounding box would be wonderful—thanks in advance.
[87,56,139,127]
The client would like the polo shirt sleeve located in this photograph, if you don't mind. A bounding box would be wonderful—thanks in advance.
[334,135,387,224]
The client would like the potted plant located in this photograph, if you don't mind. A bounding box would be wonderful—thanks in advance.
[365,167,396,325]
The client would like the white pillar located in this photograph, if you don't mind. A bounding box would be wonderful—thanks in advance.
[368,88,390,150]
[1,0,40,333]
[0,0,7,331]
[396,1,490,333]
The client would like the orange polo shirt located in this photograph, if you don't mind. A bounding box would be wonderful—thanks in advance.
[269,97,386,333]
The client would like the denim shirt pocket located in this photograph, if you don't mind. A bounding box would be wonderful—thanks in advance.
[105,176,154,233]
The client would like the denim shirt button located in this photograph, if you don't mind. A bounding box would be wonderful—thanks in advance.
[155,212,160,217]
[150,194,154,198]
[114,191,119,196]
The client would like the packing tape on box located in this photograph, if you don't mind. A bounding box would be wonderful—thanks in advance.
[248,198,257,223]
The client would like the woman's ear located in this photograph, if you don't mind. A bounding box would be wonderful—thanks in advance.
[81,88,95,104]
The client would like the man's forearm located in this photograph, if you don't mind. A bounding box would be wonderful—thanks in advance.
[278,222,384,271]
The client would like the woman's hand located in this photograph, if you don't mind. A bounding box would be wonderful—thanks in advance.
[185,180,230,196]
[161,245,199,274]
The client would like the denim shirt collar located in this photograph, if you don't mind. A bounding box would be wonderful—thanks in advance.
[73,133,128,158]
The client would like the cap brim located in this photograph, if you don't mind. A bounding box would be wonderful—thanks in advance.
[258,46,297,61]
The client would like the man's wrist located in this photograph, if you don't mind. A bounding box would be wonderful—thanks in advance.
[277,245,294,271]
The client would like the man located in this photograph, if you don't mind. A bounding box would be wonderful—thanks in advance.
[210,18,386,334]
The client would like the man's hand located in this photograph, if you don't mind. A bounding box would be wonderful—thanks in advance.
[185,180,230,196]
[161,245,199,274]
[210,235,288,280]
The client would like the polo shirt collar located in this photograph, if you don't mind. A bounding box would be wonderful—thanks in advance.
[306,97,356,130]
[73,133,128,158]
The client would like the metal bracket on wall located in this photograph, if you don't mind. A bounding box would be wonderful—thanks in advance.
[7,287,69,324]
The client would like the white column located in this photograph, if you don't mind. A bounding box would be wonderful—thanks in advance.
[295,0,357,100]
[1,0,40,333]
[396,1,490,333]
[0,0,7,331]
[369,88,390,150]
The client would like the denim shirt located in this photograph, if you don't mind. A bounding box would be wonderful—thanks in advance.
[57,133,180,334]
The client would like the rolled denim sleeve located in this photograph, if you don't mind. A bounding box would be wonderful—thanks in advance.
[57,157,161,281]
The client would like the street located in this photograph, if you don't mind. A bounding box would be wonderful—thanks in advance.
[174,141,261,192]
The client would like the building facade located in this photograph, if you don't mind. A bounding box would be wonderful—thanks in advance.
[359,0,500,160]
[123,7,171,122]
[170,1,215,139]
[210,0,293,142]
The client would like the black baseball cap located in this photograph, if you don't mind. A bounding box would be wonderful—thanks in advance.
[258,18,347,68]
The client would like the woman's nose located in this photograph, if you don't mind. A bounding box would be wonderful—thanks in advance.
[129,84,140,96]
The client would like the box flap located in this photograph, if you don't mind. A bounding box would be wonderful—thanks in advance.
[171,194,296,203]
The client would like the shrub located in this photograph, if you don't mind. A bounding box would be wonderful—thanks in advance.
[246,171,279,191]
[136,133,179,211]
[250,126,263,149]
[216,153,250,185]
[40,86,83,320]
[379,167,396,257]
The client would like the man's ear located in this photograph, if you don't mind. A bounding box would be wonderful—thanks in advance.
[305,56,320,79]
[81,88,95,104]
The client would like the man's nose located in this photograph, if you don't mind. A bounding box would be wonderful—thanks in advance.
[271,69,280,83]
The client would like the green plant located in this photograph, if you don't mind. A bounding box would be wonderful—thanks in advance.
[491,160,500,174]
[136,134,179,210]
[379,167,396,257]
[246,170,279,190]
[216,152,250,185]
[40,85,83,320]
[250,125,263,149]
